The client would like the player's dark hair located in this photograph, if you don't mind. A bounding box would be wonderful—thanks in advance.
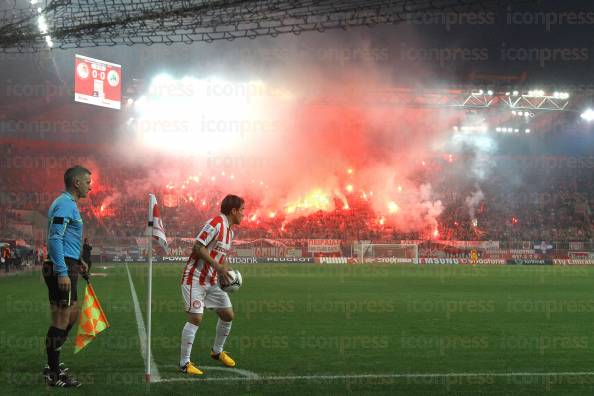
[64,165,91,188]
[221,194,244,215]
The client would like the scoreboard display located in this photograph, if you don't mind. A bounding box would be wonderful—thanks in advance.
[74,54,122,110]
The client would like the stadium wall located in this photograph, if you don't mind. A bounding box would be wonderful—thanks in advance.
[92,238,594,265]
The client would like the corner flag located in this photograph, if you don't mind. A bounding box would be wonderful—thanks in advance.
[145,193,167,382]
[74,283,110,353]
[148,194,167,249]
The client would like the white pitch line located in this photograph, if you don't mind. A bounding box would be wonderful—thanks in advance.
[158,371,594,383]
[125,263,161,382]
[160,365,260,380]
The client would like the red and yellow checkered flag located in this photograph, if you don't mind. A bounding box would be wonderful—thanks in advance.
[74,283,110,353]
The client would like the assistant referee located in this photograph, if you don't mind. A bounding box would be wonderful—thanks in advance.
[42,166,91,388]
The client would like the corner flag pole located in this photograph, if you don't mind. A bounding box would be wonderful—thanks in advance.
[146,194,154,384]
[146,193,166,383]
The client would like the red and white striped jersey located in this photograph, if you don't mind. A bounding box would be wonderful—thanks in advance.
[181,214,234,286]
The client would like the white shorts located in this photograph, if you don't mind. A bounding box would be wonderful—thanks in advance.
[181,283,232,314]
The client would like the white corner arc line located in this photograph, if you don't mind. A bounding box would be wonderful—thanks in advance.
[157,371,594,383]
[126,263,161,382]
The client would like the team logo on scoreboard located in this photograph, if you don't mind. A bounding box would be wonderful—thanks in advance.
[107,70,120,87]
[77,62,89,79]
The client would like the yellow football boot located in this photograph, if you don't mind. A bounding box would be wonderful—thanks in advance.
[180,361,204,375]
[210,351,236,367]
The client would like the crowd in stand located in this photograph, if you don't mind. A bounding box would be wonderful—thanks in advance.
[1,142,593,246]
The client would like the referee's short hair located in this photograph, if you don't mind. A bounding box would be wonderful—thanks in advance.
[64,166,91,188]
[221,194,244,215]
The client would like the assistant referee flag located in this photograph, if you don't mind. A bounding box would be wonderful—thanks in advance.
[74,283,110,353]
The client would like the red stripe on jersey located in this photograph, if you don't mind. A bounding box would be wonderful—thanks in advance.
[181,255,190,283]
[181,263,187,284]
[209,265,217,286]
[185,256,198,285]
[217,223,226,241]
[180,262,186,284]
[185,256,199,285]
[198,250,219,286]
[198,262,209,286]
[210,255,225,285]
[182,253,196,278]
[209,216,224,228]
[209,216,224,241]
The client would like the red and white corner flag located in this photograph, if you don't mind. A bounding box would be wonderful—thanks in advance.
[148,194,167,249]
[145,193,167,383]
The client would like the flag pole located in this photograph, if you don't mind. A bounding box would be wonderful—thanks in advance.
[146,195,153,384]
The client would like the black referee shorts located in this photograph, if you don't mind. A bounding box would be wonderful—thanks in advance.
[43,257,79,307]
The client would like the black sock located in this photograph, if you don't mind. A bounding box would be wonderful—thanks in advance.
[46,326,67,373]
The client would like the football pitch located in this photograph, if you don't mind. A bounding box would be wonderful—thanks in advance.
[2,263,594,395]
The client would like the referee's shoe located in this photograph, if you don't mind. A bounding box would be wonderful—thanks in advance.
[43,362,68,376]
[44,364,81,388]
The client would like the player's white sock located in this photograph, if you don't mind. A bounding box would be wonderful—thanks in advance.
[180,322,199,367]
[212,319,232,354]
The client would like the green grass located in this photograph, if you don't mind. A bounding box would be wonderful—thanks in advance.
[2,263,594,395]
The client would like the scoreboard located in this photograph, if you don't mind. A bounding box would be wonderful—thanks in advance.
[74,54,122,110]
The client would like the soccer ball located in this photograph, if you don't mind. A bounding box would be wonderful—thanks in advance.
[221,270,242,293]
